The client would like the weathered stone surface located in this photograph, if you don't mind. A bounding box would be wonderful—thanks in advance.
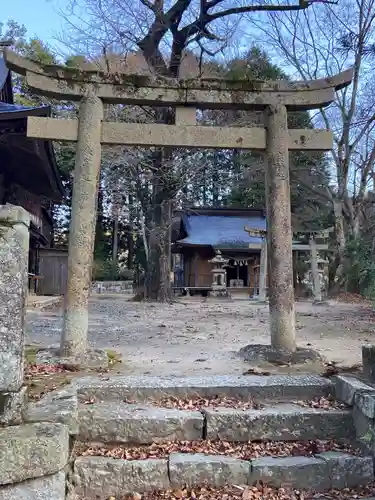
[363,345,375,383]
[317,452,373,488]
[78,402,203,443]
[25,386,78,435]
[60,93,103,358]
[205,404,353,441]
[73,457,169,498]
[0,205,30,392]
[0,422,69,485]
[0,471,66,500]
[333,375,374,405]
[355,391,375,419]
[37,347,109,370]
[251,456,330,490]
[0,386,27,425]
[169,453,249,488]
[91,280,133,294]
[76,374,332,403]
[352,405,375,454]
[239,344,324,365]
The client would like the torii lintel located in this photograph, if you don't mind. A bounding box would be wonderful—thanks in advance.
[3,49,353,111]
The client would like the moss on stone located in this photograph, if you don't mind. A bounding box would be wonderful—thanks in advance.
[107,349,122,366]
[24,345,40,365]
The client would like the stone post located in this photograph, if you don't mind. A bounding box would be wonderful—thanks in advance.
[0,205,29,424]
[61,91,104,357]
[309,235,322,303]
[259,239,268,302]
[265,104,296,352]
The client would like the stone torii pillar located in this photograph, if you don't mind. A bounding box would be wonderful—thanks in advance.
[62,91,103,356]
[3,49,353,360]
[245,226,268,302]
[266,104,295,352]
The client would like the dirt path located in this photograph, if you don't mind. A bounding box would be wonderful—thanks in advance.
[25,296,375,376]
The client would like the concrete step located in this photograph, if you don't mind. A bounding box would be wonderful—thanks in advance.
[76,374,333,403]
[78,403,204,443]
[71,452,374,499]
[204,403,354,442]
[77,401,352,444]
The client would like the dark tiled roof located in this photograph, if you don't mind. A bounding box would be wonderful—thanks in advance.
[0,101,51,118]
[178,214,266,248]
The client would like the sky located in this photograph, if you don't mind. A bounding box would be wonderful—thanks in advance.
[2,0,65,50]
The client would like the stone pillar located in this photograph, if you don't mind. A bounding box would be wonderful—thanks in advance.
[309,235,322,303]
[0,205,29,424]
[61,91,104,357]
[259,239,268,302]
[265,104,296,352]
[362,345,375,383]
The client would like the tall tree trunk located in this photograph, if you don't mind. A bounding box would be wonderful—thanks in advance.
[144,148,173,302]
[212,152,219,207]
[112,217,119,264]
[330,199,346,292]
[145,196,172,301]
[127,226,134,270]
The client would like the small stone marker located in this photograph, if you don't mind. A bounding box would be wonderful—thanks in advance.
[362,344,375,383]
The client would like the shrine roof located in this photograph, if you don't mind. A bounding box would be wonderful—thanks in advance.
[0,101,52,118]
[177,209,266,249]
[0,57,64,202]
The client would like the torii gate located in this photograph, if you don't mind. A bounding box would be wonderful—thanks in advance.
[3,49,353,359]
[245,226,332,304]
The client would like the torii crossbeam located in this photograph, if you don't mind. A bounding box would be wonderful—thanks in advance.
[3,49,353,360]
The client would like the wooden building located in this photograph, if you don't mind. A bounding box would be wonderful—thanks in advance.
[0,56,65,291]
[172,207,329,298]
[172,208,266,295]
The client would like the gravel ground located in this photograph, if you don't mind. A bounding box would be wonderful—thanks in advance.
[25,296,375,376]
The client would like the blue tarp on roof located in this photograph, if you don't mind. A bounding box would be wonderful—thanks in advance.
[178,214,266,248]
[0,101,50,116]
[0,102,36,113]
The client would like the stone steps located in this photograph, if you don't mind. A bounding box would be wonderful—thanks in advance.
[71,452,374,499]
[75,374,333,403]
[0,422,69,487]
[78,403,203,443]
[77,401,353,444]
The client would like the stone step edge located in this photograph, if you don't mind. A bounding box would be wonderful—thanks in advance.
[75,374,333,402]
[72,452,374,498]
[77,402,352,444]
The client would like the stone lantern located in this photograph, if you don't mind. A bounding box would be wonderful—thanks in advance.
[209,250,229,297]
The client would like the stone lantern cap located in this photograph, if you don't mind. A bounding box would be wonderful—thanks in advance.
[209,250,229,267]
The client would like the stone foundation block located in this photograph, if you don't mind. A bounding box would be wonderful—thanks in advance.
[0,423,69,485]
[76,374,332,403]
[37,348,109,371]
[169,453,249,488]
[25,386,78,435]
[355,392,375,419]
[334,375,374,405]
[0,471,66,500]
[352,405,375,454]
[0,386,27,425]
[73,457,169,498]
[78,403,203,443]
[0,205,30,392]
[204,404,353,441]
[250,456,330,491]
[317,452,373,488]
